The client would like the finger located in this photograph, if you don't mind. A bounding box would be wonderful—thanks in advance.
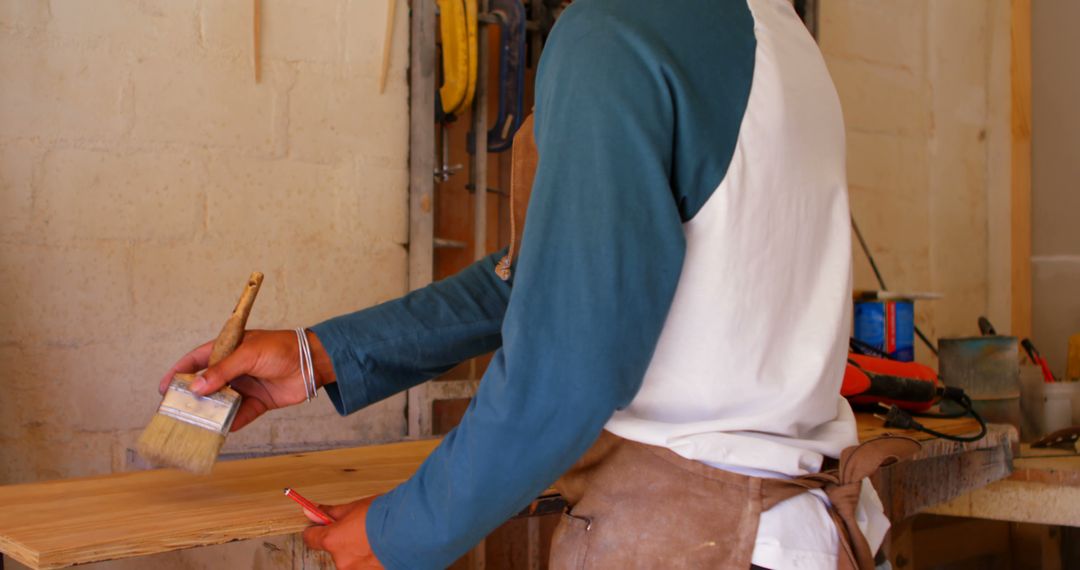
[191,348,256,396]
[302,506,332,525]
[302,524,329,551]
[318,499,371,520]
[317,503,353,521]
[158,341,214,394]
[228,396,269,432]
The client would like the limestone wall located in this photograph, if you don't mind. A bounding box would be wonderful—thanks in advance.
[0,0,410,488]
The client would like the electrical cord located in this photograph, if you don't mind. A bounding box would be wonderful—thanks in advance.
[849,337,889,358]
[850,214,939,357]
[874,387,988,442]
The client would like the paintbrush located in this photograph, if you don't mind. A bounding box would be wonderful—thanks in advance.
[137,272,264,474]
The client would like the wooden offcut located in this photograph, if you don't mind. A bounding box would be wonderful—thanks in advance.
[378,0,397,93]
[0,439,440,570]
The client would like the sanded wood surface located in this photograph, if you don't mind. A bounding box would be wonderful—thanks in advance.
[926,445,1080,525]
[0,439,440,569]
[864,418,1016,521]
[0,415,1001,569]
[1011,0,1033,338]
[1011,446,1080,486]
[855,413,984,444]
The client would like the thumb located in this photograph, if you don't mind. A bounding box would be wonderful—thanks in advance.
[319,502,358,521]
[192,348,254,396]
[302,524,330,551]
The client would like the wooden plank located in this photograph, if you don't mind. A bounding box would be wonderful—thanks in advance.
[870,422,1015,521]
[1010,522,1062,570]
[407,0,436,294]
[1011,453,1080,487]
[0,414,1009,569]
[925,451,1080,525]
[407,0,436,438]
[290,534,335,570]
[855,413,984,443]
[471,1,489,263]
[908,516,1011,570]
[883,517,914,570]
[1010,0,1032,338]
[925,480,1080,527]
[0,439,440,570]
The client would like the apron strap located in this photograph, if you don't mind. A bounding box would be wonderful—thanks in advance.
[761,435,921,570]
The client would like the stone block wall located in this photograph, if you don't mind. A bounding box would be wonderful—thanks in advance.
[0,0,410,491]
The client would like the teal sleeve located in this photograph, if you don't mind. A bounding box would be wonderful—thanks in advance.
[363,8,688,568]
[310,250,510,415]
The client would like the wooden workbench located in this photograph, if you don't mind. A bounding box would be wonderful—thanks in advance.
[0,439,441,570]
[924,444,1080,526]
[861,416,1016,521]
[0,414,1011,569]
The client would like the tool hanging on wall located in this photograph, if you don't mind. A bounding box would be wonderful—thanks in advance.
[379,0,397,93]
[436,0,478,117]
[486,0,526,152]
[252,0,261,83]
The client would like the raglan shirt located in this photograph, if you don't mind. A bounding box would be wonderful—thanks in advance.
[310,1,880,569]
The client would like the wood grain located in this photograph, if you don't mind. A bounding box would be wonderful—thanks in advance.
[406,0,436,438]
[0,439,440,569]
[872,424,1014,521]
[252,0,261,83]
[925,450,1080,526]
[1011,0,1032,339]
[0,415,1000,569]
[856,413,984,443]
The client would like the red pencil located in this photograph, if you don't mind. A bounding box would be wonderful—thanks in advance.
[284,487,336,525]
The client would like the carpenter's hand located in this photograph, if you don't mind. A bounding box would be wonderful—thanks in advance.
[302,495,384,570]
[158,329,336,431]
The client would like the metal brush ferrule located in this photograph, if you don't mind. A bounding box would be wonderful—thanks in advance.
[158,374,241,435]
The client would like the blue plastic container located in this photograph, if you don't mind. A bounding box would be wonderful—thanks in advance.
[854,300,915,361]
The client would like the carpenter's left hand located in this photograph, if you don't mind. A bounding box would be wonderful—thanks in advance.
[302,495,384,569]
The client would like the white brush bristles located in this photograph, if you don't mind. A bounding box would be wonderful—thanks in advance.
[137,414,225,475]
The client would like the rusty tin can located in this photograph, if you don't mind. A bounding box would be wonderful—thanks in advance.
[938,336,1022,432]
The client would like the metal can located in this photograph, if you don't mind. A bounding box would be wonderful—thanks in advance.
[854,300,915,361]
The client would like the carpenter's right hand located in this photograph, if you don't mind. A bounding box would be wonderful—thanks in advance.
[157,329,336,432]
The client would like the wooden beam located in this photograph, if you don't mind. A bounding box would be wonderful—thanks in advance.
[1010,0,1032,339]
[0,416,1014,569]
[871,424,1015,522]
[926,451,1080,526]
[471,2,489,263]
[407,0,436,438]
[0,440,441,570]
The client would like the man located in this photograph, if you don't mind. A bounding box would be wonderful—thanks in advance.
[165,0,893,568]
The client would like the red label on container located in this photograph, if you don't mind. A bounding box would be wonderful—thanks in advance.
[886,302,896,354]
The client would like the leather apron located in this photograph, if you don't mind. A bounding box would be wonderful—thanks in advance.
[499,117,922,569]
[548,431,919,570]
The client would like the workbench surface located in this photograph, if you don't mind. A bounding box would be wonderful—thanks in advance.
[0,439,441,570]
[0,414,1005,569]
[926,444,1080,526]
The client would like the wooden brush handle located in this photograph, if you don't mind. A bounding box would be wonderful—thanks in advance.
[208,272,264,366]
